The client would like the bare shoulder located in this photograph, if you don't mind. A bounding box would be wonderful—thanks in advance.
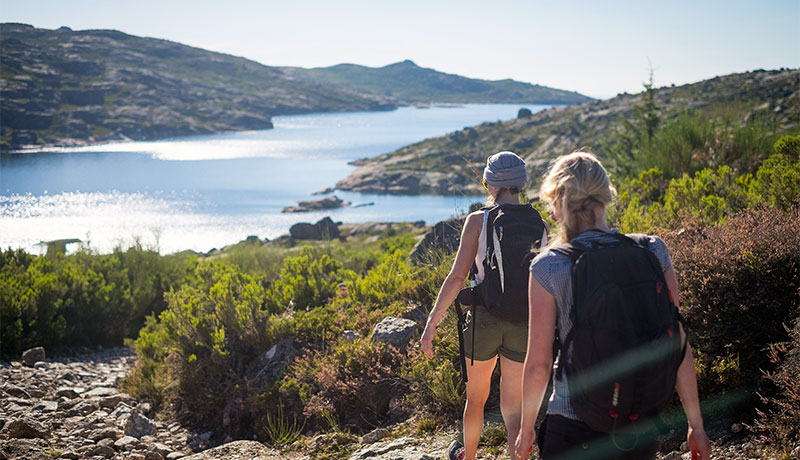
[464,209,486,226]
[462,210,485,237]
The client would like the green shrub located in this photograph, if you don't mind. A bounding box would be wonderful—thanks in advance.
[773,133,800,159]
[213,243,287,279]
[611,150,800,233]
[349,250,419,306]
[0,246,194,359]
[125,260,271,436]
[604,89,778,180]
[749,152,800,211]
[267,247,355,312]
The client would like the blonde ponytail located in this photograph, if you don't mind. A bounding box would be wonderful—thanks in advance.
[539,151,616,244]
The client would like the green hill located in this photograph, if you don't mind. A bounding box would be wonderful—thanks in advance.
[285,59,593,104]
[336,69,800,194]
[0,23,394,150]
[0,25,591,151]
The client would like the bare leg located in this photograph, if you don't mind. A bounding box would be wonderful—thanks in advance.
[499,355,525,460]
[463,357,497,460]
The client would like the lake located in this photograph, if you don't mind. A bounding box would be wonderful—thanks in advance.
[0,104,548,254]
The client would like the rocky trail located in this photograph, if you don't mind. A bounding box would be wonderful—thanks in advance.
[0,347,791,460]
[0,347,455,460]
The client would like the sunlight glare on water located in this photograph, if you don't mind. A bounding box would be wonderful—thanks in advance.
[1,104,548,253]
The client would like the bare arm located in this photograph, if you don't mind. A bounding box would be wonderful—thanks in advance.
[420,212,483,358]
[515,273,557,457]
[664,265,711,460]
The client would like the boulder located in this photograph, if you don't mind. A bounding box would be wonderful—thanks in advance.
[1,417,50,439]
[115,435,140,450]
[124,411,156,438]
[370,317,419,351]
[21,347,46,366]
[518,107,533,118]
[55,387,80,399]
[407,216,465,265]
[289,217,340,240]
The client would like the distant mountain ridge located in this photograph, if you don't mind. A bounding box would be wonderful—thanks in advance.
[336,69,800,195]
[0,24,591,150]
[284,60,593,104]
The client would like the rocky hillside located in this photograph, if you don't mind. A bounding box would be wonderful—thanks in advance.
[336,69,800,195]
[0,23,394,150]
[0,24,591,151]
[284,60,593,104]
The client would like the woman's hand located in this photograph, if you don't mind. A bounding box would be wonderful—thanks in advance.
[420,323,436,358]
[687,426,711,460]
[514,427,535,459]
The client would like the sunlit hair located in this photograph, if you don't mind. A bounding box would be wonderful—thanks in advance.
[485,186,521,206]
[539,151,616,244]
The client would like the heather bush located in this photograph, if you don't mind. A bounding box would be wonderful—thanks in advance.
[274,337,410,432]
[756,316,800,452]
[663,206,800,408]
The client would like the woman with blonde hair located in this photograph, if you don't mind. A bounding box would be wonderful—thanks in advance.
[515,152,711,460]
[421,151,547,460]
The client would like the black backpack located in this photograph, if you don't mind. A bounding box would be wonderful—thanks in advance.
[453,203,546,383]
[477,203,547,322]
[554,232,686,434]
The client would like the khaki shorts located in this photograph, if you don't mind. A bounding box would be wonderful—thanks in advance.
[463,304,528,363]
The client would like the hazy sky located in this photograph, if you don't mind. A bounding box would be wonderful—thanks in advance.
[3,0,798,98]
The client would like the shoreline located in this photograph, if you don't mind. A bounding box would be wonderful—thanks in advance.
[0,101,552,154]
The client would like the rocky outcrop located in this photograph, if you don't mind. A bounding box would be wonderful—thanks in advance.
[181,440,280,460]
[289,216,341,240]
[282,195,350,213]
[335,164,477,195]
[337,69,800,196]
[348,435,450,460]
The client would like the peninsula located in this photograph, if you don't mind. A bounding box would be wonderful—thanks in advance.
[336,69,800,195]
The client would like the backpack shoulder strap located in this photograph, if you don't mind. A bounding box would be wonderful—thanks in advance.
[551,242,584,262]
[605,231,652,249]
[482,206,498,266]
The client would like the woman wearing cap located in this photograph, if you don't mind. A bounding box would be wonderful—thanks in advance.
[421,151,545,460]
